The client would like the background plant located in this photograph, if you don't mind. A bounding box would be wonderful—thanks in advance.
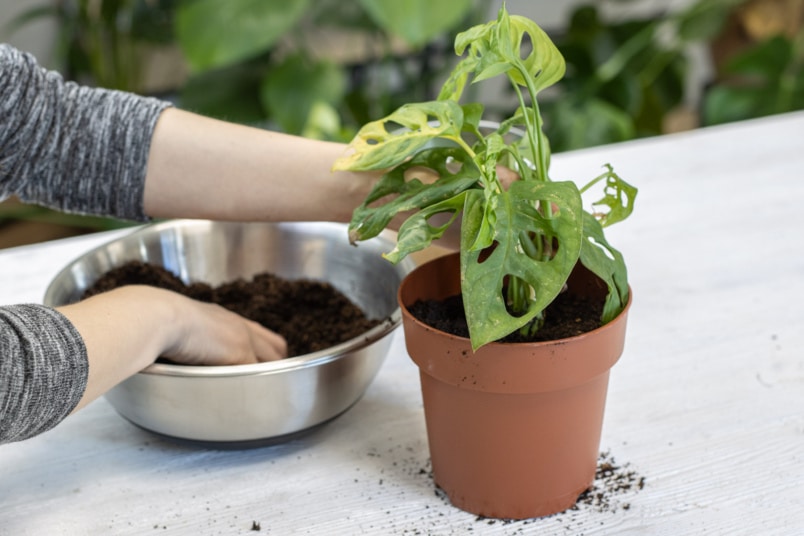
[2,0,488,237]
[535,0,804,151]
[334,7,637,349]
[3,0,801,245]
[5,0,175,92]
[702,0,804,125]
[174,0,488,139]
[529,0,749,151]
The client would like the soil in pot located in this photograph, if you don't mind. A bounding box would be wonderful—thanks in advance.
[408,288,604,342]
[82,260,382,358]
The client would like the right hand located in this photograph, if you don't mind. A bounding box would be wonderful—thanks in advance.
[162,290,287,365]
[58,285,288,411]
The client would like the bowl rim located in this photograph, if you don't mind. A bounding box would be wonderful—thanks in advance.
[44,219,412,378]
[141,312,401,378]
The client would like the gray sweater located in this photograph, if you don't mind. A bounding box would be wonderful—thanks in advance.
[0,44,170,444]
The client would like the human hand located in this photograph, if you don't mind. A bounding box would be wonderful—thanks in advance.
[59,285,287,411]
[162,290,287,365]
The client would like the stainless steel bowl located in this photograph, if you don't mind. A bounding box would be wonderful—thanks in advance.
[44,220,413,448]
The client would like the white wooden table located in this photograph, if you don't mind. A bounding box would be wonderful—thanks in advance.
[2,112,803,535]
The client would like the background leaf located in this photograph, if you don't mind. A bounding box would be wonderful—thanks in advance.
[357,0,473,48]
[260,55,347,134]
[179,61,265,123]
[543,98,635,152]
[676,0,746,41]
[176,0,309,71]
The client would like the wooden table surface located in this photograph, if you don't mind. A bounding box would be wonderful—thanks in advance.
[1,112,803,535]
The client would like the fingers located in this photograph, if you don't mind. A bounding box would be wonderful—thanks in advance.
[165,296,288,366]
[245,318,288,362]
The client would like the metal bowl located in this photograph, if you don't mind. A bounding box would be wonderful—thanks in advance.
[44,220,413,448]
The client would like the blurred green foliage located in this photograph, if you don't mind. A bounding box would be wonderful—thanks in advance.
[6,0,486,138]
[703,32,804,125]
[3,0,803,238]
[5,0,175,91]
[2,0,485,235]
[539,0,743,151]
[539,0,804,151]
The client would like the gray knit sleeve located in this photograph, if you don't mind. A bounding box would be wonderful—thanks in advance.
[0,44,170,444]
[0,305,88,444]
[0,43,171,220]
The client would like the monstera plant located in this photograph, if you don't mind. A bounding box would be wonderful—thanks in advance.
[333,6,638,520]
[334,6,636,349]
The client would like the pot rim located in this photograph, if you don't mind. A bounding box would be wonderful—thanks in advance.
[398,252,632,348]
[400,293,632,347]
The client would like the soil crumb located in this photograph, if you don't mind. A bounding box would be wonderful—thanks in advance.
[573,450,645,513]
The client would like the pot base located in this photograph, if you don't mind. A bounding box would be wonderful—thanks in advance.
[421,370,609,519]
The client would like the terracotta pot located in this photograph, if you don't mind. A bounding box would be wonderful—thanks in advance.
[398,252,631,519]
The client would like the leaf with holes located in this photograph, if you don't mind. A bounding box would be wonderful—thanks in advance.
[332,101,465,172]
[461,181,584,349]
[347,147,480,244]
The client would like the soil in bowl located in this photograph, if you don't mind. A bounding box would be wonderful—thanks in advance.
[82,261,383,359]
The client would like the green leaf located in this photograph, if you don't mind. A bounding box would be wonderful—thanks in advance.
[385,193,467,263]
[461,181,584,349]
[347,147,480,244]
[460,103,484,131]
[437,56,478,101]
[301,101,348,141]
[176,0,309,71]
[456,9,566,93]
[130,0,176,44]
[507,15,566,92]
[474,60,515,83]
[580,164,638,228]
[357,0,474,48]
[333,100,465,171]
[579,213,629,323]
[702,85,770,125]
[260,55,347,135]
[726,35,792,80]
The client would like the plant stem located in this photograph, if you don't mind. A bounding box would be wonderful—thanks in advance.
[580,166,613,195]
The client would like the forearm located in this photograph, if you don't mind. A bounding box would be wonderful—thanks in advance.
[143,108,380,223]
